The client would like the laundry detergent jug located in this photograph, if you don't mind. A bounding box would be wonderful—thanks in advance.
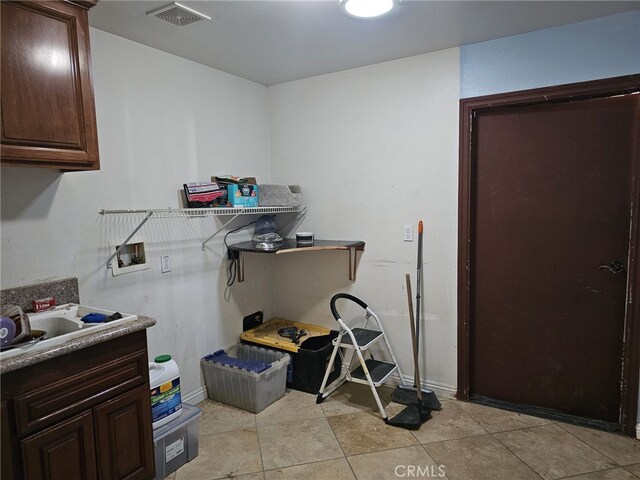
[149,355,182,429]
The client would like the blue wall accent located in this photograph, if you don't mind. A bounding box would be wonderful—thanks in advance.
[461,10,640,98]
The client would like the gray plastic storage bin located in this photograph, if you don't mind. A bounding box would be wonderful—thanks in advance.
[153,403,202,480]
[201,343,289,413]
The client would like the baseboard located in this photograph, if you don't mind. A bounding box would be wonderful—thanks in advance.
[183,385,208,405]
[383,371,457,400]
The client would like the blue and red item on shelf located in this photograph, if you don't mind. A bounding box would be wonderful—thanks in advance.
[183,182,227,208]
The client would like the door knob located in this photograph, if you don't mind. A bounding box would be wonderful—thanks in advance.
[598,260,624,273]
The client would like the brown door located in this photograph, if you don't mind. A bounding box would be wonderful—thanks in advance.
[466,89,640,424]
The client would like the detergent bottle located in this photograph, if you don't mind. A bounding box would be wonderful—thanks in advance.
[149,355,182,429]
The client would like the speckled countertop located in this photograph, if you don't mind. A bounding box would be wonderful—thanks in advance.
[0,315,156,374]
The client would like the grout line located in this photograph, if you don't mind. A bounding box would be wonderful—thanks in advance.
[414,430,491,445]
[624,466,640,479]
[421,433,546,480]
[556,466,632,479]
[488,431,546,480]
[479,421,554,436]
[324,409,426,464]
[555,422,622,467]
[417,444,448,475]
[322,414,351,460]
[254,411,326,428]
[253,411,267,474]
[262,457,352,474]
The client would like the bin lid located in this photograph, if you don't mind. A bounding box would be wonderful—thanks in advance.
[240,318,332,353]
[203,349,271,373]
[153,404,201,440]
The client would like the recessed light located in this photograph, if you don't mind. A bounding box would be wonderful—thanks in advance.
[340,0,396,18]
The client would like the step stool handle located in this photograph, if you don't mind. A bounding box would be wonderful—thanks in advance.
[330,293,369,321]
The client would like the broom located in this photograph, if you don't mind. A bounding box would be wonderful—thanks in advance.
[391,221,442,410]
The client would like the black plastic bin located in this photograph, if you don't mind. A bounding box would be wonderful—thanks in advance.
[291,332,342,394]
[242,331,342,394]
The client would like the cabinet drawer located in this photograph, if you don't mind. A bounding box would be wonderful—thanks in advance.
[14,350,147,437]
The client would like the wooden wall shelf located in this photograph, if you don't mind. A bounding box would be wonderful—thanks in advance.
[227,239,365,282]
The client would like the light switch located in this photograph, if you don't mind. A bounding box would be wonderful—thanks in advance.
[403,225,413,242]
[161,255,171,273]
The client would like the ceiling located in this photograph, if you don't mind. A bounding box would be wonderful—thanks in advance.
[89,1,640,86]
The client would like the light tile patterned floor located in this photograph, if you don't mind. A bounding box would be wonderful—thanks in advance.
[166,384,640,480]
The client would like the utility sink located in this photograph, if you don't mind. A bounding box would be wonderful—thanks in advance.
[0,304,137,359]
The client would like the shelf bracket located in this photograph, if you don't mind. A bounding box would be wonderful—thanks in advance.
[201,213,242,250]
[349,246,358,281]
[106,211,154,268]
[237,252,245,283]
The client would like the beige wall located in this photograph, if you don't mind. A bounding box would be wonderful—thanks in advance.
[0,28,274,398]
[267,49,461,394]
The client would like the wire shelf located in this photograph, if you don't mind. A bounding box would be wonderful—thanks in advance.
[99,205,307,267]
[99,206,305,218]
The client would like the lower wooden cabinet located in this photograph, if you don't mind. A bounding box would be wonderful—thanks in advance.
[94,387,155,480]
[1,331,155,480]
[22,411,97,480]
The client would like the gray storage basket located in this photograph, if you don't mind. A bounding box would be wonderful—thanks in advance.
[201,343,290,413]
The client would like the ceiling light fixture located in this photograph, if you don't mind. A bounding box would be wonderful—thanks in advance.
[340,0,396,18]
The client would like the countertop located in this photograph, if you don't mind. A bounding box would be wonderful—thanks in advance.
[0,315,156,374]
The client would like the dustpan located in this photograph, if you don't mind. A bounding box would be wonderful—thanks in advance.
[386,274,431,430]
[392,221,441,411]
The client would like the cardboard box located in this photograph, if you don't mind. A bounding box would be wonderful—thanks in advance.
[182,182,226,208]
[211,176,257,186]
[228,184,259,207]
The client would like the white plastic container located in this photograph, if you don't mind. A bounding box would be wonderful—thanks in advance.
[153,404,201,480]
[149,355,182,429]
[201,343,289,413]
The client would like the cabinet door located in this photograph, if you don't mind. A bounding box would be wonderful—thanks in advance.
[2,401,19,480]
[22,410,97,480]
[94,386,155,480]
[1,1,99,170]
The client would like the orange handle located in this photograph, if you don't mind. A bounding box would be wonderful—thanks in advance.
[418,221,423,234]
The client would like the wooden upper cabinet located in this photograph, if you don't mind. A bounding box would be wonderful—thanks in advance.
[1,1,100,170]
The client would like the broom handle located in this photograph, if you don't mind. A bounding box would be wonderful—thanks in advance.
[406,274,422,401]
[416,221,423,356]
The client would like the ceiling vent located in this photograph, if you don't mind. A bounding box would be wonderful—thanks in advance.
[146,2,211,27]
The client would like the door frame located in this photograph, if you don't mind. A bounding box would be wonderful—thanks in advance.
[457,74,640,436]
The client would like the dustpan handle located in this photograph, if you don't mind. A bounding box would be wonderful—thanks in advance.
[330,293,368,321]
[406,274,422,401]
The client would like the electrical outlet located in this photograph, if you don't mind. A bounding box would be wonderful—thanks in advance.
[161,255,171,273]
[403,225,414,242]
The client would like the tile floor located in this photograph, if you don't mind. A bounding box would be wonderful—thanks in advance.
[166,384,640,480]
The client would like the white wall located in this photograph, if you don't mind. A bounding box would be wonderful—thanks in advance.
[0,28,273,397]
[268,49,461,394]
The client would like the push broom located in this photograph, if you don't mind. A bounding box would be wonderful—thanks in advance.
[391,221,442,410]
